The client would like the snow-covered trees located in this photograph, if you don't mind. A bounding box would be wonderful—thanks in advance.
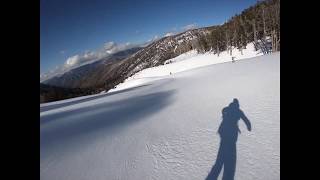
[203,0,280,55]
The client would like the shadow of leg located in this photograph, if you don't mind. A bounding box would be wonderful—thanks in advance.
[221,142,236,180]
[206,141,225,180]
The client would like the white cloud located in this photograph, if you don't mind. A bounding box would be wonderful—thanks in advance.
[104,42,135,54]
[162,24,198,38]
[152,35,159,40]
[40,41,142,82]
[181,23,198,31]
[140,35,161,47]
[63,41,138,69]
[40,66,67,82]
[104,41,116,50]
[41,23,200,82]
[64,50,100,68]
[164,32,175,37]
[65,55,80,66]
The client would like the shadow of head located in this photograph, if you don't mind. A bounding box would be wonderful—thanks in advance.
[222,98,240,120]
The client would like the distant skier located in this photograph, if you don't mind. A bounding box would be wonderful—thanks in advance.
[232,57,235,63]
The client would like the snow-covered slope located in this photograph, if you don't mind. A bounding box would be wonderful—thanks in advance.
[109,43,262,92]
[40,53,280,180]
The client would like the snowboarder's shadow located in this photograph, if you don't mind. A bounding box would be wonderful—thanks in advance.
[206,98,251,180]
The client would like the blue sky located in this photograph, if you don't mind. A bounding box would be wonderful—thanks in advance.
[40,0,258,75]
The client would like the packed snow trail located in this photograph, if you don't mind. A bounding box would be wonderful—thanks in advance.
[40,53,280,180]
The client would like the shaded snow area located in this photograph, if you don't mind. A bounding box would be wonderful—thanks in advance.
[109,43,262,92]
[40,52,280,180]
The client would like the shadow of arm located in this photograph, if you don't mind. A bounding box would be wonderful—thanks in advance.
[240,110,251,131]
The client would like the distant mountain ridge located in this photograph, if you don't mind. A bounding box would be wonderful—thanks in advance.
[42,47,142,89]
[40,83,93,103]
[41,0,280,103]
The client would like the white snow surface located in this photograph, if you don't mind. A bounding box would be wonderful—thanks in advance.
[109,43,262,92]
[40,52,280,180]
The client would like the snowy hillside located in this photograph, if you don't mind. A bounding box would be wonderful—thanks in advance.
[109,43,262,92]
[40,52,280,180]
